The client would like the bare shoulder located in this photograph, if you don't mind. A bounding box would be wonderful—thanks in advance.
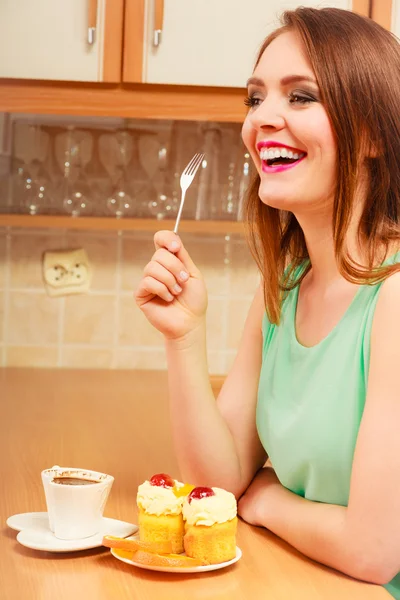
[371,269,400,343]
[375,269,400,313]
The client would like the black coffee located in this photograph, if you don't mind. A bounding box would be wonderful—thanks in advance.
[52,477,99,486]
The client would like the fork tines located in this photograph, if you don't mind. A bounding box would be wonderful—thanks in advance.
[184,152,205,175]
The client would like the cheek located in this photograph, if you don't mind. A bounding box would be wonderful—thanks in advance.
[302,115,336,163]
[241,119,259,166]
[241,118,254,152]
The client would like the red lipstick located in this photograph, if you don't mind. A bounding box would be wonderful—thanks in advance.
[256,140,305,153]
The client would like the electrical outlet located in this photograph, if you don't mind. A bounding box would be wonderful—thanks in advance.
[42,248,92,297]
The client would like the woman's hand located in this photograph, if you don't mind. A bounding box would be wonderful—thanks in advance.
[238,467,283,527]
[135,230,208,340]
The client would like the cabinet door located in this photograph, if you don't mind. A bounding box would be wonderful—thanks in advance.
[392,0,400,37]
[131,0,361,87]
[0,0,123,82]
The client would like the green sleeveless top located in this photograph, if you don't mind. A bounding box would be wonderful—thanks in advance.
[256,254,400,599]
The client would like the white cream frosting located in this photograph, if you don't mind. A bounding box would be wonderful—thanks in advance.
[182,487,237,526]
[137,480,185,516]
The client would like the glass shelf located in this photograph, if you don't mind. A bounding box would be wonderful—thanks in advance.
[0,213,245,234]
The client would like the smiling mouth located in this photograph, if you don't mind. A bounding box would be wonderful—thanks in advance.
[259,148,306,172]
[265,155,304,167]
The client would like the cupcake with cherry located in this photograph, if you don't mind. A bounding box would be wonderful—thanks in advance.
[103,473,238,568]
[136,472,194,554]
[183,486,238,564]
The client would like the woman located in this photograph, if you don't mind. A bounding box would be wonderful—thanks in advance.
[135,7,400,597]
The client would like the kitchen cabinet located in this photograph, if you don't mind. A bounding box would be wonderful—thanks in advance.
[391,0,400,36]
[130,0,357,87]
[0,0,368,87]
[370,0,395,31]
[0,0,124,82]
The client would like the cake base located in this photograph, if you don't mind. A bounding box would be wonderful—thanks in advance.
[138,508,184,554]
[184,517,237,564]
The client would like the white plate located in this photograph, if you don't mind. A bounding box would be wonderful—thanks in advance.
[7,512,138,553]
[111,536,242,573]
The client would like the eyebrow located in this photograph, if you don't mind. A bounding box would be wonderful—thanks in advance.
[246,75,318,87]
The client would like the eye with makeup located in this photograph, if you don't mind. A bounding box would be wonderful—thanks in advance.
[244,93,262,109]
[244,89,319,109]
[288,89,319,105]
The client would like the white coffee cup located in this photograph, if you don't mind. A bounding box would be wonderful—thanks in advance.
[41,466,114,540]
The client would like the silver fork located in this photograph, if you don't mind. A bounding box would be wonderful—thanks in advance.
[173,152,205,234]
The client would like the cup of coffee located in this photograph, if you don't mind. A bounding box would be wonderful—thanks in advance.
[41,466,114,540]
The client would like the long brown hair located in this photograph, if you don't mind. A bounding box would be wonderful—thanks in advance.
[244,8,400,324]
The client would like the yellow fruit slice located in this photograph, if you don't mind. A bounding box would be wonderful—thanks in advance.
[113,548,135,561]
[130,549,208,568]
[173,483,196,498]
[102,535,173,554]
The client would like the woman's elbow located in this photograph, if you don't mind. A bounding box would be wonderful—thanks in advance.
[351,552,399,585]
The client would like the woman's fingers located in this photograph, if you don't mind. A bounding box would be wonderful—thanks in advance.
[153,231,199,275]
[154,230,181,253]
[144,260,183,296]
[136,276,174,303]
[151,248,190,285]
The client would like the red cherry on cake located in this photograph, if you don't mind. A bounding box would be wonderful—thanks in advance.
[188,486,215,503]
[149,473,175,488]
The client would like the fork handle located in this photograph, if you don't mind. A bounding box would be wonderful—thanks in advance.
[173,190,186,234]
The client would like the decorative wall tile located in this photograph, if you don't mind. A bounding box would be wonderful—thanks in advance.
[118,297,163,347]
[206,297,226,351]
[114,348,167,370]
[229,238,260,296]
[227,297,253,349]
[0,290,4,342]
[120,233,154,292]
[63,294,116,345]
[1,227,261,374]
[8,291,60,344]
[0,233,6,289]
[62,347,113,368]
[65,232,118,291]
[6,346,58,367]
[10,232,65,289]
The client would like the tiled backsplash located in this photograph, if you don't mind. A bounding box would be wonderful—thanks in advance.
[0,227,259,373]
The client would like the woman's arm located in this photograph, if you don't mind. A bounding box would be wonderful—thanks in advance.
[167,284,267,498]
[136,231,266,497]
[239,273,400,585]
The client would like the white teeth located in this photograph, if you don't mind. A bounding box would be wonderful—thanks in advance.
[258,146,305,161]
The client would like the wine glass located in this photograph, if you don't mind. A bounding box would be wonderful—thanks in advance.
[100,129,136,218]
[12,123,51,215]
[195,123,222,220]
[82,127,110,215]
[55,127,93,217]
[126,127,157,217]
[147,123,183,221]
[221,136,252,221]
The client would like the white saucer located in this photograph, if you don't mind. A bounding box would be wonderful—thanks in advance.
[7,512,138,553]
[111,535,242,573]
[7,512,49,532]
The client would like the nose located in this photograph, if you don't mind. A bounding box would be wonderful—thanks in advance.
[249,97,285,132]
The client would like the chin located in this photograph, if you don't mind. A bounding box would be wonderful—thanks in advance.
[258,190,297,211]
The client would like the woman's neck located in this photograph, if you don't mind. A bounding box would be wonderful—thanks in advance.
[294,208,364,291]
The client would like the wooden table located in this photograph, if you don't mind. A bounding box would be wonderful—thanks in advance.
[0,368,389,600]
